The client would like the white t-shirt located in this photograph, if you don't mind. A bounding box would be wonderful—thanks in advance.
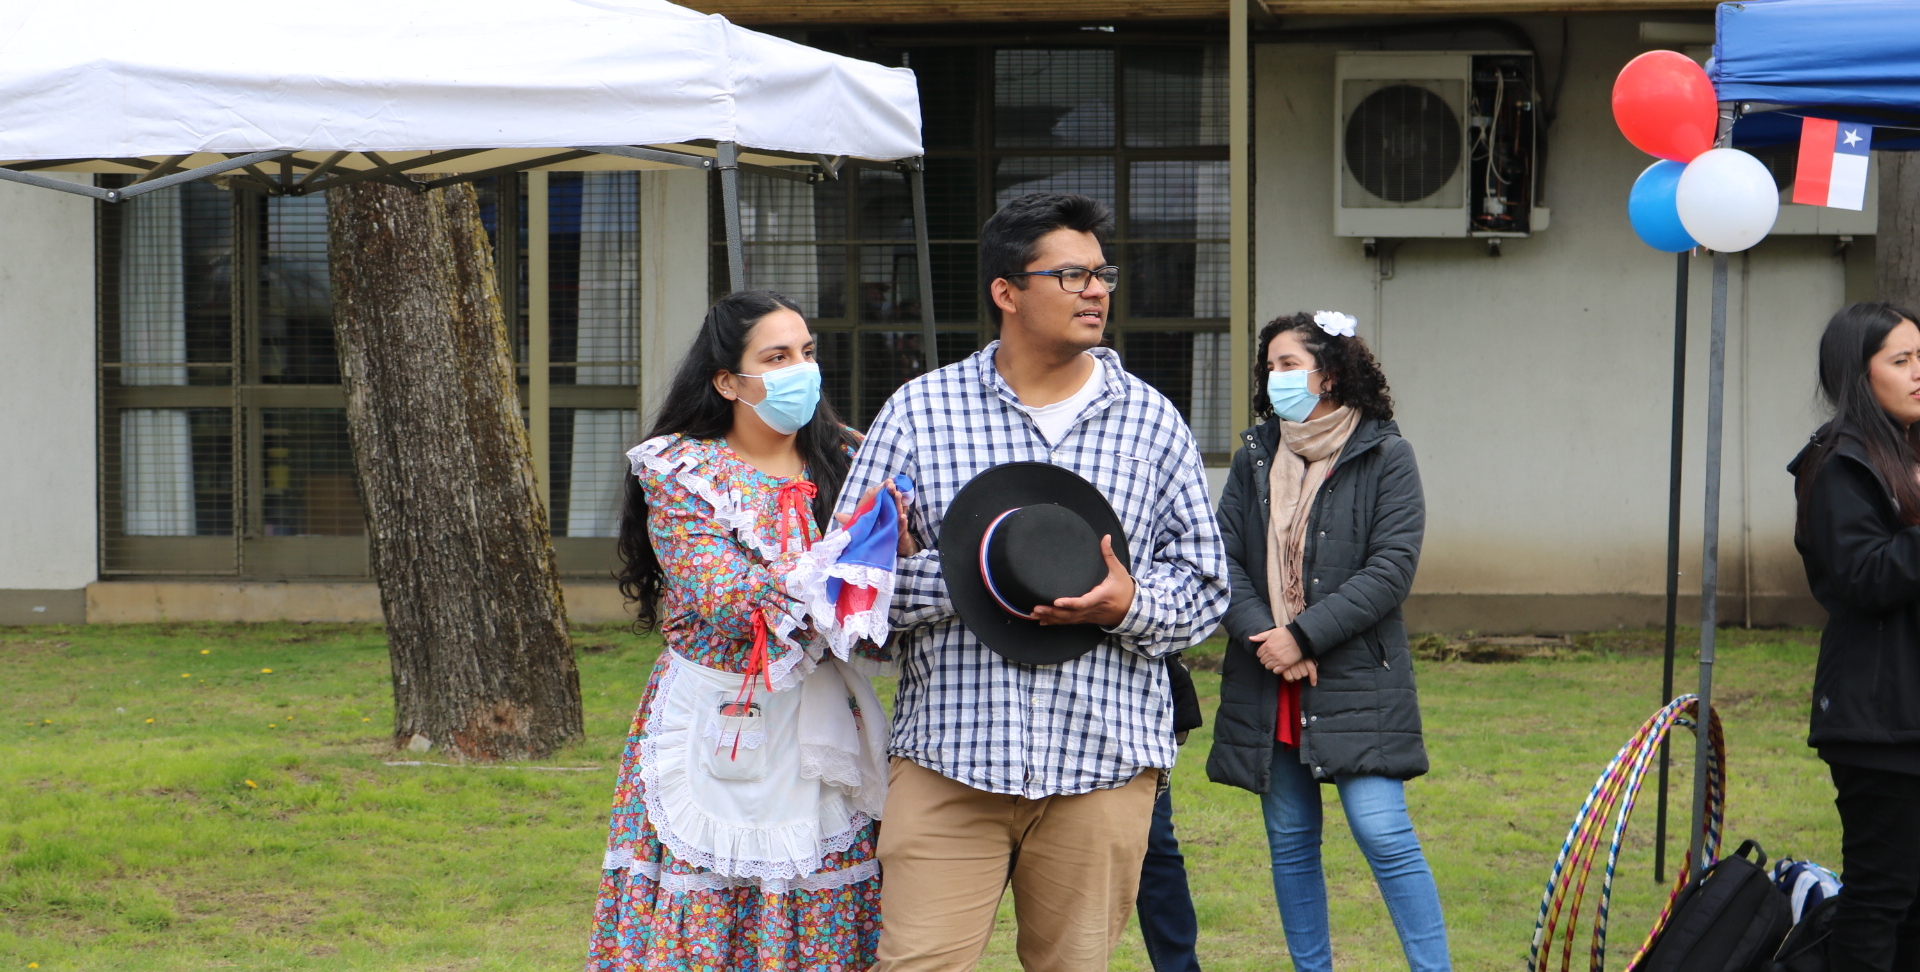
[1014,356,1104,446]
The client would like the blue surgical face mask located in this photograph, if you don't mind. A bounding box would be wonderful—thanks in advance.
[735,361,822,435]
[1266,368,1321,423]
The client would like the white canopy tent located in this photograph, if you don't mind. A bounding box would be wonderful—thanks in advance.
[0,0,940,358]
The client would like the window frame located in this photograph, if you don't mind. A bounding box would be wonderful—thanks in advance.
[711,40,1232,460]
[95,174,644,580]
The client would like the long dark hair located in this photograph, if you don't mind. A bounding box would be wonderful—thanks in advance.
[1251,312,1394,422]
[1795,301,1920,536]
[616,291,854,627]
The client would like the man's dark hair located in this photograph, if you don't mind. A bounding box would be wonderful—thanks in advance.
[978,193,1114,328]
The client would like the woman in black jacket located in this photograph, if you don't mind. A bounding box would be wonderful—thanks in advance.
[1790,301,1920,972]
[1205,311,1446,972]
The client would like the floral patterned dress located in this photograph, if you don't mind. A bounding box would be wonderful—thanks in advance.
[588,434,885,972]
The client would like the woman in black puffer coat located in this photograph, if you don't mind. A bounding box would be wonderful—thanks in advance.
[1205,311,1446,972]
[1789,301,1920,972]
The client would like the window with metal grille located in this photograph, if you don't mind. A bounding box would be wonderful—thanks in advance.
[711,42,1231,459]
[514,172,641,576]
[98,172,642,578]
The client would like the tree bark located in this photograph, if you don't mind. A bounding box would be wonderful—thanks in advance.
[327,181,582,761]
[1878,151,1920,311]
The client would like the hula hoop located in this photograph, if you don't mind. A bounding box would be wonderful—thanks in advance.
[1526,694,1725,972]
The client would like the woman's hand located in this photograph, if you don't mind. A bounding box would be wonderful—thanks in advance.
[1281,658,1318,685]
[1250,627,1304,674]
[887,480,919,556]
[835,481,920,557]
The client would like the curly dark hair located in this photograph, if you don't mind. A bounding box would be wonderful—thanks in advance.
[1251,312,1394,422]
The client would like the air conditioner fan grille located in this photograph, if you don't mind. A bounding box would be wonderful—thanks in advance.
[1344,83,1462,204]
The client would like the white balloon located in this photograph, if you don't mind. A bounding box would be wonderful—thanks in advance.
[1675,148,1780,252]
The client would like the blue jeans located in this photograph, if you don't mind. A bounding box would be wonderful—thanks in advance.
[1262,747,1450,972]
[1136,785,1203,972]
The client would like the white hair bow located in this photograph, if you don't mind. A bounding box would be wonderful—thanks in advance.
[1313,311,1358,338]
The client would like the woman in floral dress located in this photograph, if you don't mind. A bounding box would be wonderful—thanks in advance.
[589,290,906,972]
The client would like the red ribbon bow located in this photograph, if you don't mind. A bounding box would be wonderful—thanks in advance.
[775,480,818,555]
[720,480,816,762]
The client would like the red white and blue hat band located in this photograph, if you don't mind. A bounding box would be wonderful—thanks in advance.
[977,508,1035,620]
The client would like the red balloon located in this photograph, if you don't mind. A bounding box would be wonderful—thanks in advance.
[1612,50,1718,162]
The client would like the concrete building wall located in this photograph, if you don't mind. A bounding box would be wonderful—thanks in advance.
[639,169,713,429]
[0,176,96,623]
[1254,16,1855,631]
[0,25,1873,633]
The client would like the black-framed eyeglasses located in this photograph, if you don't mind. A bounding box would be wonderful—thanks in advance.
[1004,265,1121,294]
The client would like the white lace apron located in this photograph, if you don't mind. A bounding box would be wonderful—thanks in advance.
[639,650,889,883]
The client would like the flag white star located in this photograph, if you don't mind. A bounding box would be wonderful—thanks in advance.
[1843,128,1863,147]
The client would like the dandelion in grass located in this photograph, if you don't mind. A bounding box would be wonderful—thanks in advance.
[145,718,154,724]
[181,673,191,678]
[261,668,273,674]
[42,719,51,724]
[200,649,209,655]
[269,724,277,728]
[244,780,257,789]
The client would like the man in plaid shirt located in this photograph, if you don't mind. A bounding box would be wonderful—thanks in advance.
[838,193,1228,971]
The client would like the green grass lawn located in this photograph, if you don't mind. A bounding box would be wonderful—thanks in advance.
[2,624,1837,971]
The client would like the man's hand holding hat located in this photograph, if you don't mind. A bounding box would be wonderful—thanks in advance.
[1030,534,1134,627]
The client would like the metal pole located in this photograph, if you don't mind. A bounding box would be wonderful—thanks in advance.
[1688,104,1739,884]
[529,171,552,517]
[717,141,746,293]
[906,160,941,371]
[1228,0,1251,435]
[1655,249,1689,884]
[1689,250,1729,882]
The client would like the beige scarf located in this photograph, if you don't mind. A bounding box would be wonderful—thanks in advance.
[1265,406,1360,624]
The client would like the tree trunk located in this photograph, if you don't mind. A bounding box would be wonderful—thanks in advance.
[327,181,582,761]
[1878,151,1920,310]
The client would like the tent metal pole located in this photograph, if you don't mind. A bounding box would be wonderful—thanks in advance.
[127,155,191,187]
[1228,0,1251,436]
[580,144,717,171]
[1689,249,1729,883]
[529,170,552,518]
[906,159,940,370]
[416,151,596,192]
[717,141,746,293]
[1655,248,1689,884]
[114,150,293,200]
[0,166,116,200]
[1688,103,1739,884]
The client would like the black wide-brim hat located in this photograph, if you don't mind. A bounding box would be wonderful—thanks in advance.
[941,462,1131,666]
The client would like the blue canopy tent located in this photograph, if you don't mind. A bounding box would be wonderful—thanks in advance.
[1715,0,1920,150]
[1650,0,1920,887]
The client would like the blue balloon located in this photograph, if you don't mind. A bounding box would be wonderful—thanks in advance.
[1629,160,1698,253]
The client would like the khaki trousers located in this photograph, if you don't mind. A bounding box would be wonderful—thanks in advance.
[874,758,1159,972]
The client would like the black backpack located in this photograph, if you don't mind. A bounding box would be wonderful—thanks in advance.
[1638,840,1793,972]
[1769,896,1840,972]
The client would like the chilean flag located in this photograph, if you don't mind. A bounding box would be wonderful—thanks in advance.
[1793,117,1872,211]
[794,475,913,660]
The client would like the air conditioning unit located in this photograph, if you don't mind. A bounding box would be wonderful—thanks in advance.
[1334,51,1547,239]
